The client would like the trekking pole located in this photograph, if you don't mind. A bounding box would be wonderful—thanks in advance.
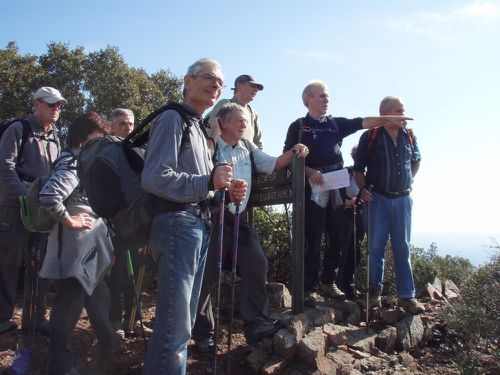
[352,189,363,296]
[226,203,241,375]
[126,249,147,351]
[352,202,358,295]
[365,185,373,324]
[213,189,226,375]
[28,234,41,348]
[128,245,149,333]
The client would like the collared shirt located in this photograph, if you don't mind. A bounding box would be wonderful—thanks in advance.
[208,97,264,148]
[215,137,276,212]
[353,127,421,193]
[0,113,60,205]
[283,114,363,169]
[141,102,214,203]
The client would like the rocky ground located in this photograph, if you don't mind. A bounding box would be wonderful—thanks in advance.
[0,290,498,374]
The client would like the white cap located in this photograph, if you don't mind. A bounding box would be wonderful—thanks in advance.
[34,86,67,104]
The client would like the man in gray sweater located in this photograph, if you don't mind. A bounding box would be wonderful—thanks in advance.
[141,58,246,375]
[0,87,64,335]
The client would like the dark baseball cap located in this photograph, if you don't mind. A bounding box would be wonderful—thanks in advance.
[232,74,264,91]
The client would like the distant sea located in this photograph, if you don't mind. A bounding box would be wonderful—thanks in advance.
[411,232,499,266]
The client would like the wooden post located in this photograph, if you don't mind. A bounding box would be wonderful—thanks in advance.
[292,155,305,314]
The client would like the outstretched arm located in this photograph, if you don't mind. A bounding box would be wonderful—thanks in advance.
[362,116,413,129]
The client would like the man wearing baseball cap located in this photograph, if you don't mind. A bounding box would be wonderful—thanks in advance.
[0,86,64,335]
[207,74,265,148]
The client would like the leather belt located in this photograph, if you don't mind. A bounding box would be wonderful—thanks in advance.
[153,198,210,221]
[372,188,410,199]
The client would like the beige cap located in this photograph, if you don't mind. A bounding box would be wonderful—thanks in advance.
[34,86,67,104]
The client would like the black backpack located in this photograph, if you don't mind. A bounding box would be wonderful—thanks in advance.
[0,118,32,166]
[77,102,194,249]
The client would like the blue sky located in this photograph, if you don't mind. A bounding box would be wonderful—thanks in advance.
[2,0,499,264]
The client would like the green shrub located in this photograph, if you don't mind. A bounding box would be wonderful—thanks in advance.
[441,250,500,349]
[252,206,476,301]
[253,206,292,285]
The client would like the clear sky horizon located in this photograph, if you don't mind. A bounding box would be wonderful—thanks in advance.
[2,0,499,264]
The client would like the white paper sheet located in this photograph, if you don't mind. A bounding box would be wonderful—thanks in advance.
[309,168,350,193]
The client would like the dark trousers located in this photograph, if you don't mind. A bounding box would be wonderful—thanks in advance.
[22,234,49,327]
[107,239,141,327]
[48,278,117,375]
[337,207,365,289]
[304,193,351,291]
[192,212,268,340]
[0,205,47,325]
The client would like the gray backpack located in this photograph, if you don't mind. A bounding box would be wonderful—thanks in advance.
[77,102,195,248]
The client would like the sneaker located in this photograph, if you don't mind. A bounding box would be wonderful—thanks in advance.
[304,290,319,307]
[133,320,153,337]
[320,283,346,299]
[340,284,360,300]
[196,336,215,353]
[398,298,425,315]
[0,321,17,335]
[115,328,126,340]
[367,284,382,308]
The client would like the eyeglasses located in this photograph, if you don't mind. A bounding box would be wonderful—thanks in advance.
[192,74,225,88]
[45,101,64,109]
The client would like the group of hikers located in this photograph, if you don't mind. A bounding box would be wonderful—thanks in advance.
[0,57,424,375]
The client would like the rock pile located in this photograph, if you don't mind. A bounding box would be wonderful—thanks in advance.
[239,278,458,375]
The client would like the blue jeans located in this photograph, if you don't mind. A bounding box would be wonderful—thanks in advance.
[143,211,211,375]
[364,192,415,298]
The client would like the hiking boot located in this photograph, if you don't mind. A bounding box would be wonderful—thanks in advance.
[304,290,319,307]
[320,283,346,299]
[244,319,283,345]
[398,298,425,315]
[338,283,360,300]
[367,284,382,308]
[195,336,215,353]
[133,320,153,337]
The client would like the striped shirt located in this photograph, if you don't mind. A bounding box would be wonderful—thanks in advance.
[141,103,214,203]
[215,138,276,213]
[353,127,421,193]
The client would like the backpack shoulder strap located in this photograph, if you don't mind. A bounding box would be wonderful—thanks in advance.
[297,118,304,144]
[366,128,378,156]
[406,128,414,150]
[13,119,32,166]
[163,102,196,151]
[18,119,32,157]
[127,102,196,151]
[241,139,256,175]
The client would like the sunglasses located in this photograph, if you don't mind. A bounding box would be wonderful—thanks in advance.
[45,101,64,109]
